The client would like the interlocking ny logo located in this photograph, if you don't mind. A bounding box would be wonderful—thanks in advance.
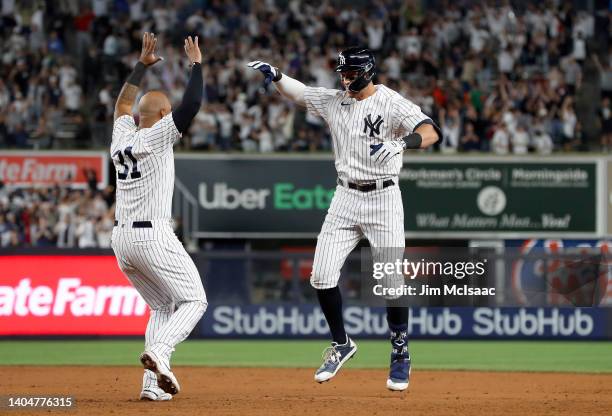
[339,53,345,65]
[363,114,383,137]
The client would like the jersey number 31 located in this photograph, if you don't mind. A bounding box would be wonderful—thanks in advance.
[112,146,141,180]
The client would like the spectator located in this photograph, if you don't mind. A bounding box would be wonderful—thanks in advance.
[398,28,421,58]
[55,212,76,248]
[600,97,612,151]
[491,123,510,155]
[439,107,461,153]
[511,124,530,155]
[96,213,114,248]
[0,212,11,246]
[91,192,108,219]
[75,212,97,248]
[33,217,55,246]
[460,122,480,152]
[215,103,234,150]
[561,96,577,146]
[533,128,554,155]
[572,31,587,63]
[83,168,98,192]
[497,46,515,75]
[383,50,402,80]
[63,79,82,113]
[190,103,218,150]
[48,31,64,55]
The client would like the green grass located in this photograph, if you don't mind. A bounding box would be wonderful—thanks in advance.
[1,340,611,373]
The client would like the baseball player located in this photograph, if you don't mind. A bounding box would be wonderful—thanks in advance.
[248,47,440,391]
[110,32,206,401]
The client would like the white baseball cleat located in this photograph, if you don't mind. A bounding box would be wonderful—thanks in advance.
[386,378,409,391]
[140,387,173,401]
[386,356,411,391]
[140,350,181,395]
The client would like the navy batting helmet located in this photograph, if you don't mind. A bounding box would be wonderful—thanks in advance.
[335,47,376,92]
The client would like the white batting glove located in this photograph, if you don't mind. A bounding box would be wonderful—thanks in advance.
[247,60,281,87]
[369,140,404,164]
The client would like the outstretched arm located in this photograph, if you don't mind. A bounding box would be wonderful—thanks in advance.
[114,32,162,121]
[274,74,306,106]
[247,61,306,106]
[172,36,203,134]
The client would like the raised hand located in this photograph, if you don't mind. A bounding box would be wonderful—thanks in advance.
[139,32,163,66]
[184,36,202,64]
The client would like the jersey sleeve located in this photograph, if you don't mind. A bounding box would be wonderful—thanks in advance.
[393,96,432,134]
[145,112,182,155]
[303,86,339,120]
[112,115,137,143]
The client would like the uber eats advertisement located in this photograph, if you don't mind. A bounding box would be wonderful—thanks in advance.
[175,156,337,234]
[174,156,598,237]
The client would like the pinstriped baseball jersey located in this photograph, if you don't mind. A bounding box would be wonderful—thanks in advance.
[111,113,180,222]
[303,84,431,182]
[305,84,429,289]
[110,112,206,376]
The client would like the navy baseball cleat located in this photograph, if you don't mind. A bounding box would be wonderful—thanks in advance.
[386,328,411,391]
[314,337,357,383]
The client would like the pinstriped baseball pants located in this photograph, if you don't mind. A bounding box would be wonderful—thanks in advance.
[311,184,405,290]
[111,220,207,356]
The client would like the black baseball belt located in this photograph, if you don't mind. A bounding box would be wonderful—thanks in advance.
[337,178,395,192]
[113,220,153,228]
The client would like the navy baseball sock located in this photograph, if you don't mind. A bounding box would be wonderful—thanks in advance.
[387,307,409,358]
[386,306,408,329]
[316,287,348,345]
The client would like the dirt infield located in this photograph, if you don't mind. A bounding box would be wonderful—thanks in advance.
[3,366,611,415]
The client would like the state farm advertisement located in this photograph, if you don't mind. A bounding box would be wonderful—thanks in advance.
[0,151,107,188]
[0,255,148,335]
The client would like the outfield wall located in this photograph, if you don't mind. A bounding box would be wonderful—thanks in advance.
[0,251,609,339]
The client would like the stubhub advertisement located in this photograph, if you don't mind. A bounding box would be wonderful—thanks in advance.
[198,305,611,340]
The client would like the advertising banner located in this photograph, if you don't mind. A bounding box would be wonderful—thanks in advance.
[0,255,147,335]
[0,151,107,188]
[401,162,596,234]
[175,156,336,236]
[506,239,612,307]
[174,156,598,238]
[198,304,611,340]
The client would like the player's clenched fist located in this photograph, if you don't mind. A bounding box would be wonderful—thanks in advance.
[369,141,404,164]
[247,61,282,87]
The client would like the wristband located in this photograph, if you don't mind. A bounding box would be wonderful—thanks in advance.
[126,62,147,86]
[402,132,422,149]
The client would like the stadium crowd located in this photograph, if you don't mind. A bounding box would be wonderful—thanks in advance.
[0,0,611,154]
[0,178,116,248]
